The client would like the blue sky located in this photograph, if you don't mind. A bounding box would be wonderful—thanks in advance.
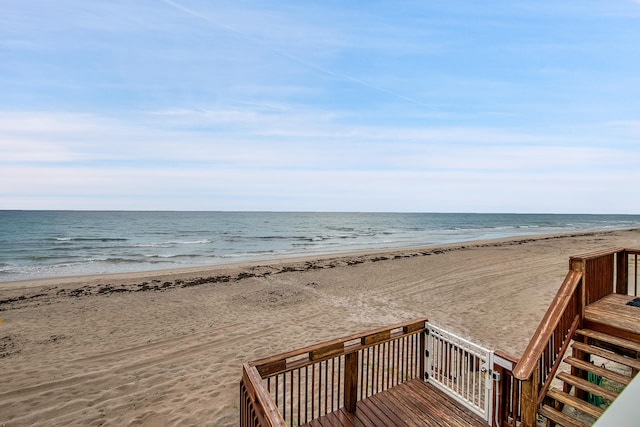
[1,0,639,213]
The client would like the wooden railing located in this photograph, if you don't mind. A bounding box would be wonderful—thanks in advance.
[493,247,640,427]
[492,269,583,426]
[617,248,640,297]
[240,319,427,427]
[241,248,640,427]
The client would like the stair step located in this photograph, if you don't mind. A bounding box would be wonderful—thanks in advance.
[546,388,604,419]
[564,357,631,386]
[539,405,591,427]
[557,372,619,401]
[576,328,640,353]
[572,341,640,371]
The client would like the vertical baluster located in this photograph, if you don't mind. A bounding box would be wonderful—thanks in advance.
[331,358,336,412]
[389,340,394,387]
[336,356,344,409]
[282,373,286,423]
[633,254,638,297]
[447,337,452,386]
[358,349,364,400]
[455,344,460,394]
[440,336,445,383]
[393,339,398,387]
[376,343,380,393]
[310,364,315,420]
[416,333,421,377]
[304,366,308,425]
[446,337,451,387]
[432,336,438,382]
[409,333,415,379]
[397,339,402,386]
[380,342,385,391]
[288,371,293,426]
[377,343,382,392]
[318,360,322,416]
[362,347,368,397]
[385,341,390,390]
[464,349,470,402]
[373,344,379,394]
[400,336,405,383]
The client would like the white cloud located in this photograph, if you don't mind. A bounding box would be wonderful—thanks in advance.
[1,164,638,213]
[1,110,637,175]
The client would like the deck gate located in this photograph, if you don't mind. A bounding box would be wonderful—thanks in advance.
[426,324,494,424]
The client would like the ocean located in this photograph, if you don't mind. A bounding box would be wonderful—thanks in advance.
[1,211,639,282]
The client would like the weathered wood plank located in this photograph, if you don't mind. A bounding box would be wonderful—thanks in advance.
[513,270,582,381]
[564,357,631,386]
[539,405,590,427]
[381,384,443,426]
[301,379,486,427]
[546,388,603,418]
[364,394,419,426]
[557,372,619,401]
[361,330,391,346]
[572,341,640,370]
[250,318,427,378]
[584,294,640,336]
[343,352,358,413]
[310,342,344,361]
[576,328,640,352]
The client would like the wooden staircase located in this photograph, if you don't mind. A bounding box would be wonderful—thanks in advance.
[539,326,640,427]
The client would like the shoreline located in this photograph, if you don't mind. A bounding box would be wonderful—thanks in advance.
[1,227,639,426]
[1,227,637,294]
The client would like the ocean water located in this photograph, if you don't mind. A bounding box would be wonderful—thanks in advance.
[1,211,639,282]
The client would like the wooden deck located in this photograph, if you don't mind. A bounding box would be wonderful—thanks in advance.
[585,294,640,338]
[302,379,486,427]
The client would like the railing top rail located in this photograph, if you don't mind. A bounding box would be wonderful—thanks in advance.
[249,318,427,378]
[242,363,286,426]
[512,270,582,381]
[569,247,626,262]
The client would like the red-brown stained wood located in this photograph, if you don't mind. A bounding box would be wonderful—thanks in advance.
[513,270,582,381]
[616,250,629,295]
[361,330,391,346]
[585,294,640,336]
[255,360,288,378]
[310,342,344,361]
[403,320,426,334]
[249,318,427,378]
[344,352,358,413]
[519,365,539,427]
[242,364,286,427]
[301,379,486,427]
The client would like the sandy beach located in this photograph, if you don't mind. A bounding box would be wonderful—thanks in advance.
[1,228,639,426]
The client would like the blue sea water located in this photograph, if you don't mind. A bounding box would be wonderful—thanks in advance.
[1,211,639,282]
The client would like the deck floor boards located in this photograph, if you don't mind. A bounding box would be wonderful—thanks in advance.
[585,294,640,336]
[301,379,486,427]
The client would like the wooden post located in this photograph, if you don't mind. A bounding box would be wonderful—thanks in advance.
[520,365,539,427]
[616,250,628,295]
[344,352,359,413]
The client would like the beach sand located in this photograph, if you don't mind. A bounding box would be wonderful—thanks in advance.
[1,228,639,426]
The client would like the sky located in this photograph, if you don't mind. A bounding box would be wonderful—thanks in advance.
[1,1,639,213]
